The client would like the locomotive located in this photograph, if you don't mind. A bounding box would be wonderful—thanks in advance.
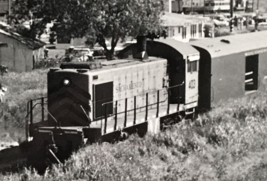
[26,31,267,170]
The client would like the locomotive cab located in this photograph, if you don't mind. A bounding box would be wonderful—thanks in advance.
[184,54,199,111]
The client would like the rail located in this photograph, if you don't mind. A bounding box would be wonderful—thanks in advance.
[100,82,184,134]
[25,97,48,140]
[25,82,184,137]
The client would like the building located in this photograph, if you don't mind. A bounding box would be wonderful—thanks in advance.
[0,0,12,15]
[172,0,183,13]
[0,22,46,72]
[183,0,205,13]
[161,12,207,42]
[163,0,173,13]
[204,0,246,12]
[245,0,253,12]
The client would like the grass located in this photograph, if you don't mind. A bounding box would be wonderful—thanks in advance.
[0,69,47,142]
[2,71,267,180]
[2,91,267,180]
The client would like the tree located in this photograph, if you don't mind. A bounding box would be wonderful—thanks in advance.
[9,0,57,39]
[49,31,57,44]
[10,0,164,60]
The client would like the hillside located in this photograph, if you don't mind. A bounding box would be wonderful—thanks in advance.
[1,91,267,180]
[0,70,47,143]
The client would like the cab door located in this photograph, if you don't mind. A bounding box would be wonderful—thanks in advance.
[185,55,199,105]
[93,82,113,119]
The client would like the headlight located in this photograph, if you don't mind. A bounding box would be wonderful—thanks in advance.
[63,79,70,86]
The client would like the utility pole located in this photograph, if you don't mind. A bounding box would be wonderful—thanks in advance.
[230,0,234,32]
[257,0,259,10]
[8,0,11,16]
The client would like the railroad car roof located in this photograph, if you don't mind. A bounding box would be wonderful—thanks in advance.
[148,38,200,58]
[189,31,267,58]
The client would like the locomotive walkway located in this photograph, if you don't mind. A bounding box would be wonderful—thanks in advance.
[90,103,184,134]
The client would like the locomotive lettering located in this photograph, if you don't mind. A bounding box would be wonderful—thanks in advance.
[189,79,196,89]
[116,81,143,92]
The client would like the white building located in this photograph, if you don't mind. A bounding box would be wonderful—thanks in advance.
[161,12,208,42]
[183,0,205,13]
[0,22,45,72]
[204,0,246,12]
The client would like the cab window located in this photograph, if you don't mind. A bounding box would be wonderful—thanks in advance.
[188,61,197,72]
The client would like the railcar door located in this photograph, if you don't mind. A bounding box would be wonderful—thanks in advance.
[93,82,113,119]
[185,55,199,108]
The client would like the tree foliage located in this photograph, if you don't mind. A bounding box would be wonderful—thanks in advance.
[10,0,164,59]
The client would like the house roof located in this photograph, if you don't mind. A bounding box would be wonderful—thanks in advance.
[0,21,45,50]
[161,12,209,26]
[189,31,267,58]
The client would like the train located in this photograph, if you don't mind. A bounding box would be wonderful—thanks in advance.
[26,31,267,171]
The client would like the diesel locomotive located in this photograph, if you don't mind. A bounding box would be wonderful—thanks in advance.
[26,31,267,170]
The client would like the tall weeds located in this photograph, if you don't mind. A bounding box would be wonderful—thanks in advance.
[2,71,267,180]
[0,70,47,141]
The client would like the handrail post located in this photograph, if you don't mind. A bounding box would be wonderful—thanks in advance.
[30,100,33,125]
[167,89,170,114]
[26,101,29,140]
[156,90,159,117]
[145,93,148,121]
[124,98,127,127]
[41,97,44,122]
[133,96,136,125]
[114,101,118,131]
[177,85,181,112]
[104,104,107,134]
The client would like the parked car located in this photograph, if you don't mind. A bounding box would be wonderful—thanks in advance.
[64,46,94,62]
[247,22,267,32]
[213,19,229,27]
[258,22,267,31]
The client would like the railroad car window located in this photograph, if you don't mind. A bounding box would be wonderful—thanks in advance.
[188,61,197,72]
[245,54,259,92]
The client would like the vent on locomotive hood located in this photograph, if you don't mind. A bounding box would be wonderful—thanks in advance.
[60,62,102,70]
[133,36,148,60]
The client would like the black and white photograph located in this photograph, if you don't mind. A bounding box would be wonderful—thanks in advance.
[0,0,267,180]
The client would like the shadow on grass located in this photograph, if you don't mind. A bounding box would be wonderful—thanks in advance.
[0,142,30,174]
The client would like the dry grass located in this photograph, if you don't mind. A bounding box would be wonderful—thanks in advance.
[2,90,267,180]
[2,70,267,180]
[0,69,47,142]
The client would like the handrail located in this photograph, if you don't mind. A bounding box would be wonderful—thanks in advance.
[24,101,47,120]
[101,82,184,133]
[101,82,184,107]
[25,97,48,140]
[99,82,185,119]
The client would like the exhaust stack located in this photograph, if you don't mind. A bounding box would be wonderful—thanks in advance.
[133,36,148,60]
